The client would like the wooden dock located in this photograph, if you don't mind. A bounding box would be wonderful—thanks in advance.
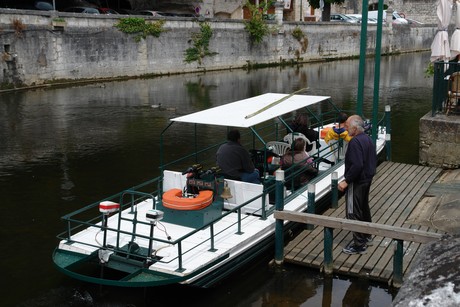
[282,161,444,284]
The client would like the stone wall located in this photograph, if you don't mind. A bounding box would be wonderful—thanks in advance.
[0,9,436,87]
[392,234,460,306]
[420,113,460,169]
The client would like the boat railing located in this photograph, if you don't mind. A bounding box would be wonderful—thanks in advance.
[57,173,279,271]
[57,146,341,270]
[158,189,276,270]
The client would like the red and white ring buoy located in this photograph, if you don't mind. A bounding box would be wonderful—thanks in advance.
[162,189,213,210]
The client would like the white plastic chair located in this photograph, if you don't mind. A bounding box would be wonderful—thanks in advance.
[283,132,307,145]
[266,141,291,156]
[283,133,317,155]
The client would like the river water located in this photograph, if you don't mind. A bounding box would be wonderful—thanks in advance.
[0,52,432,306]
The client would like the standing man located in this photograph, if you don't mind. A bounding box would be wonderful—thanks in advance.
[216,129,260,184]
[338,115,377,254]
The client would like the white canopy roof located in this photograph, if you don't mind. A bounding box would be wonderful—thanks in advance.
[170,93,330,128]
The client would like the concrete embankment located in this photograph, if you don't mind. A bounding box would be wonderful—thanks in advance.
[0,9,436,87]
[392,168,460,306]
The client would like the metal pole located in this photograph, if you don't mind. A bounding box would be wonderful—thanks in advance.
[209,224,217,251]
[147,223,154,261]
[371,0,384,144]
[274,169,285,265]
[102,214,108,247]
[385,105,392,161]
[306,184,315,230]
[356,0,369,115]
[300,0,302,21]
[331,172,338,209]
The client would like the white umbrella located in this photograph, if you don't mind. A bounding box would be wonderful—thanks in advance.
[450,0,460,60]
[431,0,453,62]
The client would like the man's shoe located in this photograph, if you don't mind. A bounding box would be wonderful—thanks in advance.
[342,244,367,255]
[366,236,374,246]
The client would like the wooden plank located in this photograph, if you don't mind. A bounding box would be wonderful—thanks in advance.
[276,211,442,242]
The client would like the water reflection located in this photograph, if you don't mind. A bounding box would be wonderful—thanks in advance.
[0,52,432,306]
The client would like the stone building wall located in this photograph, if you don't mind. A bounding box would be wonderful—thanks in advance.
[0,9,436,87]
[334,0,437,24]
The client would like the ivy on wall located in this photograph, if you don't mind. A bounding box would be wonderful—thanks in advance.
[292,26,308,59]
[114,17,165,42]
[184,22,217,64]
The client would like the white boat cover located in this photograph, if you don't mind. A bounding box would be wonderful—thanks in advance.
[170,93,330,128]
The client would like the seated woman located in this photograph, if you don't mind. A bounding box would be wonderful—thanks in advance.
[289,113,320,152]
[281,138,318,188]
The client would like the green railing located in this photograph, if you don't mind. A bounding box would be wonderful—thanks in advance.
[57,173,280,272]
[431,61,460,116]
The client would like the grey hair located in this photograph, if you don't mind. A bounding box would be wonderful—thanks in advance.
[349,115,365,133]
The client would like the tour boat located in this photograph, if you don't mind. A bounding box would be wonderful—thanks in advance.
[52,92,387,287]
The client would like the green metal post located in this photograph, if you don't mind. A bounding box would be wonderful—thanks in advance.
[357,0,369,115]
[323,227,333,274]
[178,242,183,271]
[306,184,315,230]
[385,105,392,161]
[274,169,285,265]
[371,0,384,144]
[393,239,404,287]
[236,208,243,234]
[331,172,338,209]
[147,222,154,260]
[432,62,443,116]
[194,124,198,163]
[102,213,108,247]
[209,224,217,252]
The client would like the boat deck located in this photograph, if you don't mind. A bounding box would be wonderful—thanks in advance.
[283,161,444,284]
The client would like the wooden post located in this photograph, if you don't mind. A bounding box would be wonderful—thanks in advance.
[274,169,285,265]
[393,239,404,287]
[306,184,315,230]
[331,172,338,209]
[323,227,333,274]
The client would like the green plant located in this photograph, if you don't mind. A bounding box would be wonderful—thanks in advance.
[52,18,65,22]
[292,27,304,41]
[115,17,165,42]
[184,22,217,64]
[291,26,308,54]
[425,62,434,77]
[244,0,273,44]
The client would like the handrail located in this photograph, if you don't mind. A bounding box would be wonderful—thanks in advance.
[274,210,442,287]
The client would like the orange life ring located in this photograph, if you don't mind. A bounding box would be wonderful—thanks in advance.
[162,189,214,210]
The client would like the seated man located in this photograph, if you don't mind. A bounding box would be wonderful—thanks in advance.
[216,129,260,184]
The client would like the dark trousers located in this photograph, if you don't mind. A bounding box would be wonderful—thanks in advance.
[345,181,372,246]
